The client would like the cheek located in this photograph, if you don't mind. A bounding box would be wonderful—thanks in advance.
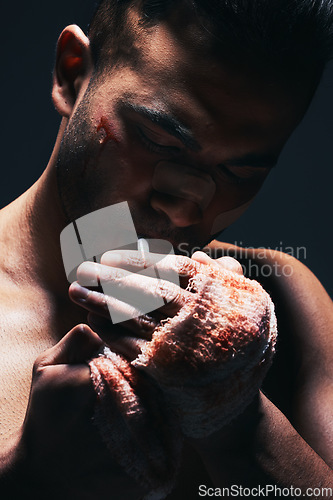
[87,116,156,199]
[97,116,122,148]
[78,116,122,180]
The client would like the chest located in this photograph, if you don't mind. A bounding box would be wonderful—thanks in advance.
[0,297,58,443]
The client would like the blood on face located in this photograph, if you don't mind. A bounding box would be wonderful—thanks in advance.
[97,116,121,149]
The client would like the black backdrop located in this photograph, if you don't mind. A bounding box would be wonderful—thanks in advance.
[1,1,332,296]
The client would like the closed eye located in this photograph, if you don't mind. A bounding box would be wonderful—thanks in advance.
[215,164,271,185]
[137,126,181,155]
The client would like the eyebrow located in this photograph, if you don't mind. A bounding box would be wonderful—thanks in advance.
[122,102,278,168]
[122,102,201,152]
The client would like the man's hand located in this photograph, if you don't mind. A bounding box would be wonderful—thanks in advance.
[68,250,243,353]
[1,325,147,499]
[64,247,333,498]
[68,249,275,439]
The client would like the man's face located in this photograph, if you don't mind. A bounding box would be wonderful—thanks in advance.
[57,12,312,254]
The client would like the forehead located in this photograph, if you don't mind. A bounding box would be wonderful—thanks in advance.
[95,9,313,156]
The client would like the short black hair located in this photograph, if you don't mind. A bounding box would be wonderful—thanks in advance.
[88,0,333,79]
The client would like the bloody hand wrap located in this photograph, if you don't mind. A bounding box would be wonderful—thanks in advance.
[89,262,277,498]
[89,350,182,500]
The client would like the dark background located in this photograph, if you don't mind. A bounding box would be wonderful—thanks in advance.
[1,1,332,296]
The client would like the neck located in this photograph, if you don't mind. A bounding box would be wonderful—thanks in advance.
[0,119,72,298]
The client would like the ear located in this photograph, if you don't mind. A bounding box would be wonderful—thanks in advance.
[52,25,93,117]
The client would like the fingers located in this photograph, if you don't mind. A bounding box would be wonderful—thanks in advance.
[66,251,242,354]
[100,250,200,284]
[88,314,150,361]
[35,324,104,369]
[216,256,243,275]
[70,261,193,320]
[192,251,243,275]
[88,310,160,341]
[101,249,243,277]
[70,282,147,321]
[101,250,162,273]
[68,250,242,332]
[191,251,215,266]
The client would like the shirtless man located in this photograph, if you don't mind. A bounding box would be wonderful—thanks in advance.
[0,1,332,498]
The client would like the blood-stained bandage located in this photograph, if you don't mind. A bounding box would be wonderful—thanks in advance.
[152,161,216,210]
[89,261,277,498]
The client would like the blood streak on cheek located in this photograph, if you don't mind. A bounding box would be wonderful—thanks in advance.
[97,116,121,150]
[80,116,122,179]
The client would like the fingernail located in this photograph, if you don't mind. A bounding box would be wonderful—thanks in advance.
[77,261,99,274]
[77,261,101,287]
[70,282,90,302]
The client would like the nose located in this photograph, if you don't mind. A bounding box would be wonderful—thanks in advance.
[151,193,203,227]
[151,161,216,228]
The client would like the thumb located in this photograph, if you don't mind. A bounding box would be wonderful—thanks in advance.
[36,324,104,368]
